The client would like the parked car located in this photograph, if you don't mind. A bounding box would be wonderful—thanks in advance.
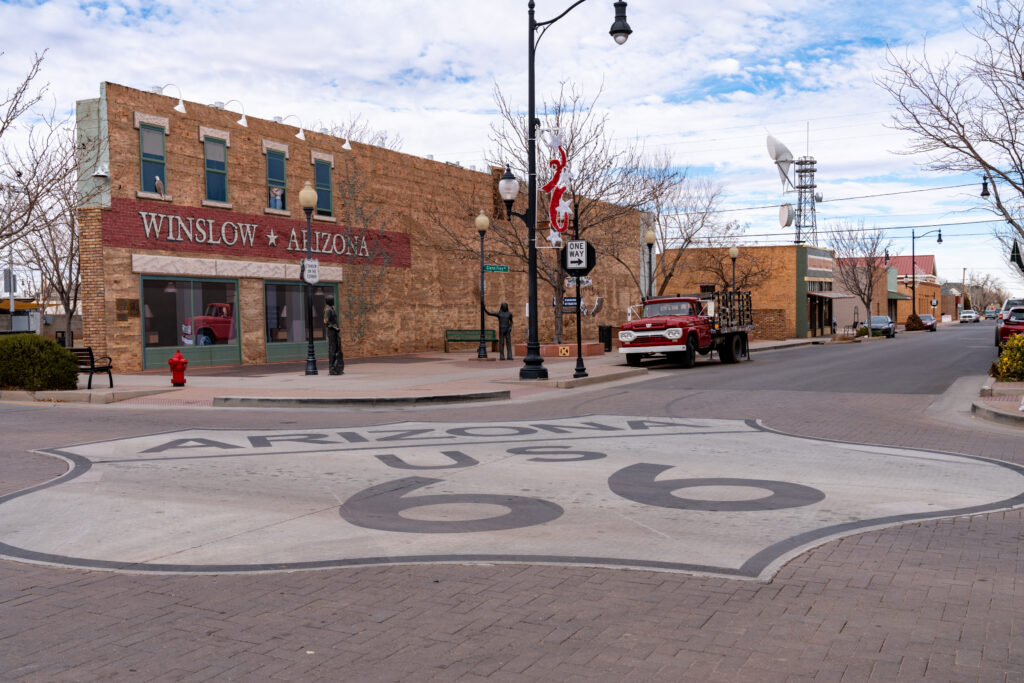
[985,308,998,319]
[960,309,980,323]
[869,315,896,338]
[996,297,1024,346]
[918,313,937,331]
[997,306,1024,349]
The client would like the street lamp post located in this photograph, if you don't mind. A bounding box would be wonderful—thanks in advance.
[475,210,490,359]
[498,1,632,381]
[298,181,318,375]
[910,228,942,317]
[729,246,739,327]
[643,229,656,299]
[572,200,587,378]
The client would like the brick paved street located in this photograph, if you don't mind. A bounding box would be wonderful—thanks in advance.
[2,342,1023,681]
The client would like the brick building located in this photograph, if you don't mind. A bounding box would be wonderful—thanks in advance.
[75,83,637,371]
[659,244,843,339]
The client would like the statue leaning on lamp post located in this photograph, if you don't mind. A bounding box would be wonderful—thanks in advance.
[322,295,344,375]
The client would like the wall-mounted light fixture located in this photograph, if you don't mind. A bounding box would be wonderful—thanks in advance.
[273,115,305,140]
[211,99,247,127]
[150,84,186,114]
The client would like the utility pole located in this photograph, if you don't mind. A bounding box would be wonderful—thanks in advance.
[961,267,967,315]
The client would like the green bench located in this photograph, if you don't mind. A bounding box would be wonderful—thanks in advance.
[444,329,498,353]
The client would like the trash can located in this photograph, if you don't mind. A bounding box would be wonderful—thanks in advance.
[598,325,613,352]
[55,330,67,347]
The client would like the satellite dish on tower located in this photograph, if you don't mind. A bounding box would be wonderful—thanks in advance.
[766,135,794,190]
[779,203,794,227]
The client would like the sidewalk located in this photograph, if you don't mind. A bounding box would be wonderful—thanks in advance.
[2,338,819,408]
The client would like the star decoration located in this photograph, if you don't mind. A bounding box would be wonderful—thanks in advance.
[266,228,279,247]
[555,197,574,222]
[546,229,563,247]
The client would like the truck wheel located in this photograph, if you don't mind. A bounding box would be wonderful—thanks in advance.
[720,334,742,364]
[679,336,696,369]
[626,354,642,367]
[197,332,214,346]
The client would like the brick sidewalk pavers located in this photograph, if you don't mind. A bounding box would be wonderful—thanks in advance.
[2,389,1023,680]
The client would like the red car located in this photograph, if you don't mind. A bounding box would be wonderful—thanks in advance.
[997,307,1024,348]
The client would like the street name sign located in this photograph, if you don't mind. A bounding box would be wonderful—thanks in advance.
[483,264,509,273]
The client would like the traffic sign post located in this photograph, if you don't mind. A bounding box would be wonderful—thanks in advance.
[301,258,320,285]
[561,240,596,277]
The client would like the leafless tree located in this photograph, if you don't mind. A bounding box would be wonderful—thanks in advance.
[1,51,48,250]
[685,227,778,294]
[878,0,1024,284]
[315,114,403,151]
[828,221,892,324]
[965,270,1008,311]
[13,111,102,342]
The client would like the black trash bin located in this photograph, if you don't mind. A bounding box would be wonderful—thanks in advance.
[598,325,613,352]
[55,330,67,347]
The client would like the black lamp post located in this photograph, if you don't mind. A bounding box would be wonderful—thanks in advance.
[729,246,738,297]
[475,210,490,359]
[298,181,318,375]
[571,200,587,378]
[643,228,655,299]
[910,228,942,317]
[498,1,632,381]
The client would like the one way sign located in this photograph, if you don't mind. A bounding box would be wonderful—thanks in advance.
[562,240,596,276]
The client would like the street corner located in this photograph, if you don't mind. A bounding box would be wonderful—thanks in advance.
[5,415,1024,581]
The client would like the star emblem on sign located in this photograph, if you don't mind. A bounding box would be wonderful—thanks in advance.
[266,228,279,247]
[547,229,563,247]
[556,197,574,222]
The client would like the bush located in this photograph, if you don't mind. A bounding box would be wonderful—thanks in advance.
[0,334,79,391]
[904,313,925,331]
[856,326,868,337]
[994,334,1024,381]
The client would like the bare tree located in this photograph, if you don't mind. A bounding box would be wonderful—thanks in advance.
[315,114,403,151]
[828,221,892,324]
[481,82,675,341]
[1,51,48,250]
[878,0,1024,283]
[683,222,777,293]
[965,270,1008,311]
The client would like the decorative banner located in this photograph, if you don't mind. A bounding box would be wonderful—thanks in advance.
[541,129,572,233]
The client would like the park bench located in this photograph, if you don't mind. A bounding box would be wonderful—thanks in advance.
[70,346,113,389]
[444,329,498,353]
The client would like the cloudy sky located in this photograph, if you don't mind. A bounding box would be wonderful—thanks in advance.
[2,0,1020,291]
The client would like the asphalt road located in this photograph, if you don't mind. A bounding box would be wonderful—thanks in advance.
[2,322,1022,681]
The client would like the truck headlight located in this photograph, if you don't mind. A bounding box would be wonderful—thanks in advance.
[664,328,683,340]
[618,330,636,343]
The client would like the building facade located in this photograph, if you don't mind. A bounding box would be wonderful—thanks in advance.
[76,83,637,371]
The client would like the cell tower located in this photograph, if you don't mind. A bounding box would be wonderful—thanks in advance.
[767,135,821,245]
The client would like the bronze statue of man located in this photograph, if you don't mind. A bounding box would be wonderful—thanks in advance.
[485,301,514,360]
[322,295,344,375]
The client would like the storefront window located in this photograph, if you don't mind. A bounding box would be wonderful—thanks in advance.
[265,283,333,343]
[142,278,238,348]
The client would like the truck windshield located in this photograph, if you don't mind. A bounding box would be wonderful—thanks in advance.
[644,301,693,317]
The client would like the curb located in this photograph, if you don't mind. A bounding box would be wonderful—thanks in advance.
[212,390,512,408]
[553,367,648,388]
[971,399,1024,426]
[0,388,180,404]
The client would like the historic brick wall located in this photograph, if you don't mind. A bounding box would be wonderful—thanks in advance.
[80,82,641,370]
[750,309,787,341]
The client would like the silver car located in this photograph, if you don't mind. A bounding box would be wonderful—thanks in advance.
[960,309,980,323]
[869,316,896,338]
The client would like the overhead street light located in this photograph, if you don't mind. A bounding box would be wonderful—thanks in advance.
[910,228,942,317]
[475,210,490,359]
[498,1,631,380]
[298,181,319,375]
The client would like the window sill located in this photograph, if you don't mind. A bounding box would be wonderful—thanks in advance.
[264,208,291,217]
[201,200,233,210]
[313,214,336,223]
[137,191,173,202]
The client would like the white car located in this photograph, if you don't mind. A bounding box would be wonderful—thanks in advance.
[960,309,980,323]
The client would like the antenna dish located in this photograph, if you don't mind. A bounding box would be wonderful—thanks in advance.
[766,135,793,189]
[779,203,794,227]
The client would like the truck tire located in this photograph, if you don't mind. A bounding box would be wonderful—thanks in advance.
[197,332,214,346]
[626,354,642,367]
[679,335,696,368]
[720,334,742,363]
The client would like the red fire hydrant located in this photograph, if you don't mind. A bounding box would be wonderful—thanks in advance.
[168,350,188,387]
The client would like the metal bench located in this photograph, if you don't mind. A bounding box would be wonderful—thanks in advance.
[70,346,113,389]
[444,329,498,353]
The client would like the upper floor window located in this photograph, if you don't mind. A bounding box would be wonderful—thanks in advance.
[314,159,332,216]
[204,137,227,203]
[140,124,166,194]
[267,150,286,210]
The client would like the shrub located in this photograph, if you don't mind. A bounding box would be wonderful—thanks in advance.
[856,326,869,337]
[994,334,1024,381]
[904,313,925,331]
[0,334,78,391]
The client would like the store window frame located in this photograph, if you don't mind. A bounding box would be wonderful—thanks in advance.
[140,275,241,369]
[314,159,332,217]
[264,280,338,363]
[266,149,287,211]
[204,136,228,204]
[139,123,166,195]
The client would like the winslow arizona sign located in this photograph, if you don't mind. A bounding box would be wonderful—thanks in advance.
[101,198,411,268]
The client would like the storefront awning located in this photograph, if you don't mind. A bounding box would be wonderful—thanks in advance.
[806,291,854,299]
[0,299,39,312]
[888,292,911,301]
